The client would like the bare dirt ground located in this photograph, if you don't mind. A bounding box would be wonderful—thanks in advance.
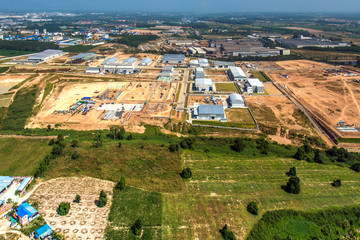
[283,27,325,35]
[0,74,30,83]
[209,75,229,82]
[268,60,360,139]
[29,177,115,240]
[205,70,227,76]
[263,82,282,95]
[187,95,224,107]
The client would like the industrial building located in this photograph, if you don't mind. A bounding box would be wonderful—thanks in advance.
[102,57,119,65]
[16,177,33,197]
[122,58,137,65]
[213,61,235,69]
[28,49,64,62]
[68,52,97,64]
[34,224,53,240]
[103,58,137,74]
[193,104,226,121]
[85,67,101,74]
[158,66,174,78]
[245,78,264,93]
[167,39,193,46]
[228,66,247,81]
[276,38,349,48]
[15,201,39,226]
[187,47,206,56]
[161,54,186,64]
[139,58,153,66]
[0,176,13,193]
[189,59,209,68]
[195,67,205,79]
[194,78,213,92]
[228,93,245,108]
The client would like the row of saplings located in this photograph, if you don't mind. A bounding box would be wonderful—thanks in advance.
[57,190,108,216]
[215,166,342,240]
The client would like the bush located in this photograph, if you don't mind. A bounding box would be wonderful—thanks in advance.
[71,140,78,148]
[286,167,297,176]
[118,142,122,148]
[219,224,236,240]
[126,134,133,140]
[293,147,306,160]
[115,177,126,191]
[98,190,107,208]
[131,219,143,236]
[180,138,194,149]
[57,202,70,216]
[351,163,360,172]
[232,138,245,152]
[74,194,81,203]
[247,201,259,215]
[48,139,55,146]
[52,145,63,155]
[169,143,179,152]
[285,176,301,194]
[332,179,341,187]
[180,167,192,179]
[71,151,80,160]
[108,126,126,140]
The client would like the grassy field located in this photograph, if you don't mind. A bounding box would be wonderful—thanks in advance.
[215,83,238,92]
[0,94,12,107]
[0,66,9,73]
[337,137,360,143]
[61,45,96,53]
[226,108,256,125]
[0,49,35,57]
[0,138,52,176]
[192,120,256,129]
[250,71,268,82]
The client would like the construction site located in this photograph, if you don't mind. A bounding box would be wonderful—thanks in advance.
[266,60,360,144]
[29,80,177,130]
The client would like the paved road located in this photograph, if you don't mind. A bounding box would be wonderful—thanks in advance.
[177,69,189,110]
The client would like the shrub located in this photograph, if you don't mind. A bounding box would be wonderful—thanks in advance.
[108,126,126,140]
[332,179,341,187]
[247,201,259,215]
[48,139,55,146]
[169,143,179,152]
[71,140,79,148]
[71,151,80,160]
[57,202,70,216]
[286,167,297,176]
[131,219,143,236]
[180,138,194,149]
[285,176,301,194]
[98,190,107,207]
[118,142,122,148]
[74,194,81,203]
[52,145,63,155]
[232,138,245,152]
[126,134,133,140]
[293,147,305,160]
[180,167,192,179]
[115,177,126,191]
[351,163,360,172]
[219,224,236,240]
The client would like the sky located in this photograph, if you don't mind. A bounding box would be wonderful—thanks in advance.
[1,0,360,13]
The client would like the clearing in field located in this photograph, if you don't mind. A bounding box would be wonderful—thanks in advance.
[215,83,238,92]
[226,108,255,126]
[29,177,115,240]
[275,59,330,70]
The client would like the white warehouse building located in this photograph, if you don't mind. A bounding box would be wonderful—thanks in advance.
[245,78,264,93]
[194,78,213,92]
[228,93,245,108]
[228,66,247,81]
[28,49,64,62]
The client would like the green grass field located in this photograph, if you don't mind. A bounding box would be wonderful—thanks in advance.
[250,71,268,82]
[0,138,52,176]
[215,83,238,92]
[0,66,9,73]
[0,49,35,57]
[61,45,96,53]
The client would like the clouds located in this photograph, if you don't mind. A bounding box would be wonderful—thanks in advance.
[1,0,360,12]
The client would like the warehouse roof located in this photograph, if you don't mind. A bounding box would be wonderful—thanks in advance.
[0,176,13,193]
[102,57,119,65]
[162,54,185,62]
[69,52,97,60]
[195,78,213,86]
[139,58,152,64]
[229,66,247,78]
[162,66,174,72]
[214,61,235,67]
[247,78,264,87]
[229,93,244,102]
[16,177,32,192]
[198,105,224,115]
[16,202,38,218]
[122,58,137,64]
[28,49,63,60]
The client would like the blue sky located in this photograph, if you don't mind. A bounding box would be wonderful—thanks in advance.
[1,0,360,13]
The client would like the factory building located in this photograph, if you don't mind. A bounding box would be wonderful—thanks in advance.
[102,57,119,65]
[228,93,245,108]
[213,61,235,69]
[189,59,209,68]
[167,39,193,46]
[276,38,349,48]
[103,58,137,74]
[28,49,64,62]
[194,78,213,92]
[158,66,174,78]
[85,67,101,74]
[139,58,153,66]
[195,67,205,79]
[193,104,226,121]
[228,66,247,81]
[122,58,137,65]
[245,78,264,93]
[68,53,97,64]
[161,54,186,64]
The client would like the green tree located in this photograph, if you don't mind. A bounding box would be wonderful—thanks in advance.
[256,138,269,155]
[285,176,301,194]
[108,126,126,140]
[57,202,70,216]
[131,219,143,236]
[286,167,296,176]
[57,134,64,142]
[47,124,52,131]
[169,143,179,152]
[219,224,236,240]
[232,138,245,152]
[247,202,259,215]
[180,138,194,150]
[332,179,341,187]
[71,151,80,160]
[52,145,63,155]
[118,142,122,148]
[74,194,81,203]
[115,177,126,191]
[351,163,360,172]
[71,140,79,148]
[98,190,107,207]
[180,167,192,179]
[293,147,306,160]
[126,134,133,140]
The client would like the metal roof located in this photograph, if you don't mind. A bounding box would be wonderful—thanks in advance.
[198,105,224,115]
[162,66,174,72]
[102,57,119,65]
[162,54,185,62]
[16,202,38,218]
[195,78,212,86]
[28,49,63,60]
[86,67,101,71]
[69,52,97,60]
[122,58,137,64]
[139,58,152,64]
[16,177,32,192]
[229,66,247,78]
[35,224,52,238]
[198,58,209,63]
[247,78,264,87]
[214,61,235,66]
[229,93,244,103]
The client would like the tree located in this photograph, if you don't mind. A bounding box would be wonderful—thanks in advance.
[286,167,296,177]
[98,190,107,207]
[115,177,126,191]
[256,138,269,155]
[126,134,133,140]
[285,176,301,194]
[108,126,126,140]
[180,167,192,179]
[74,194,81,203]
[118,142,122,148]
[351,163,360,172]
[48,139,55,146]
[180,138,194,150]
[169,143,179,152]
[232,138,245,152]
[57,134,64,142]
[57,202,70,216]
[293,147,306,160]
[219,224,236,240]
[131,219,142,236]
[247,201,259,215]
[52,145,63,156]
[71,151,80,160]
[71,140,79,148]
[314,150,328,164]
[47,124,52,132]
[332,179,341,187]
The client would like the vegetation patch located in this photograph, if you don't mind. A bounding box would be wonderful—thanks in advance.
[62,45,96,53]
[215,83,237,92]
